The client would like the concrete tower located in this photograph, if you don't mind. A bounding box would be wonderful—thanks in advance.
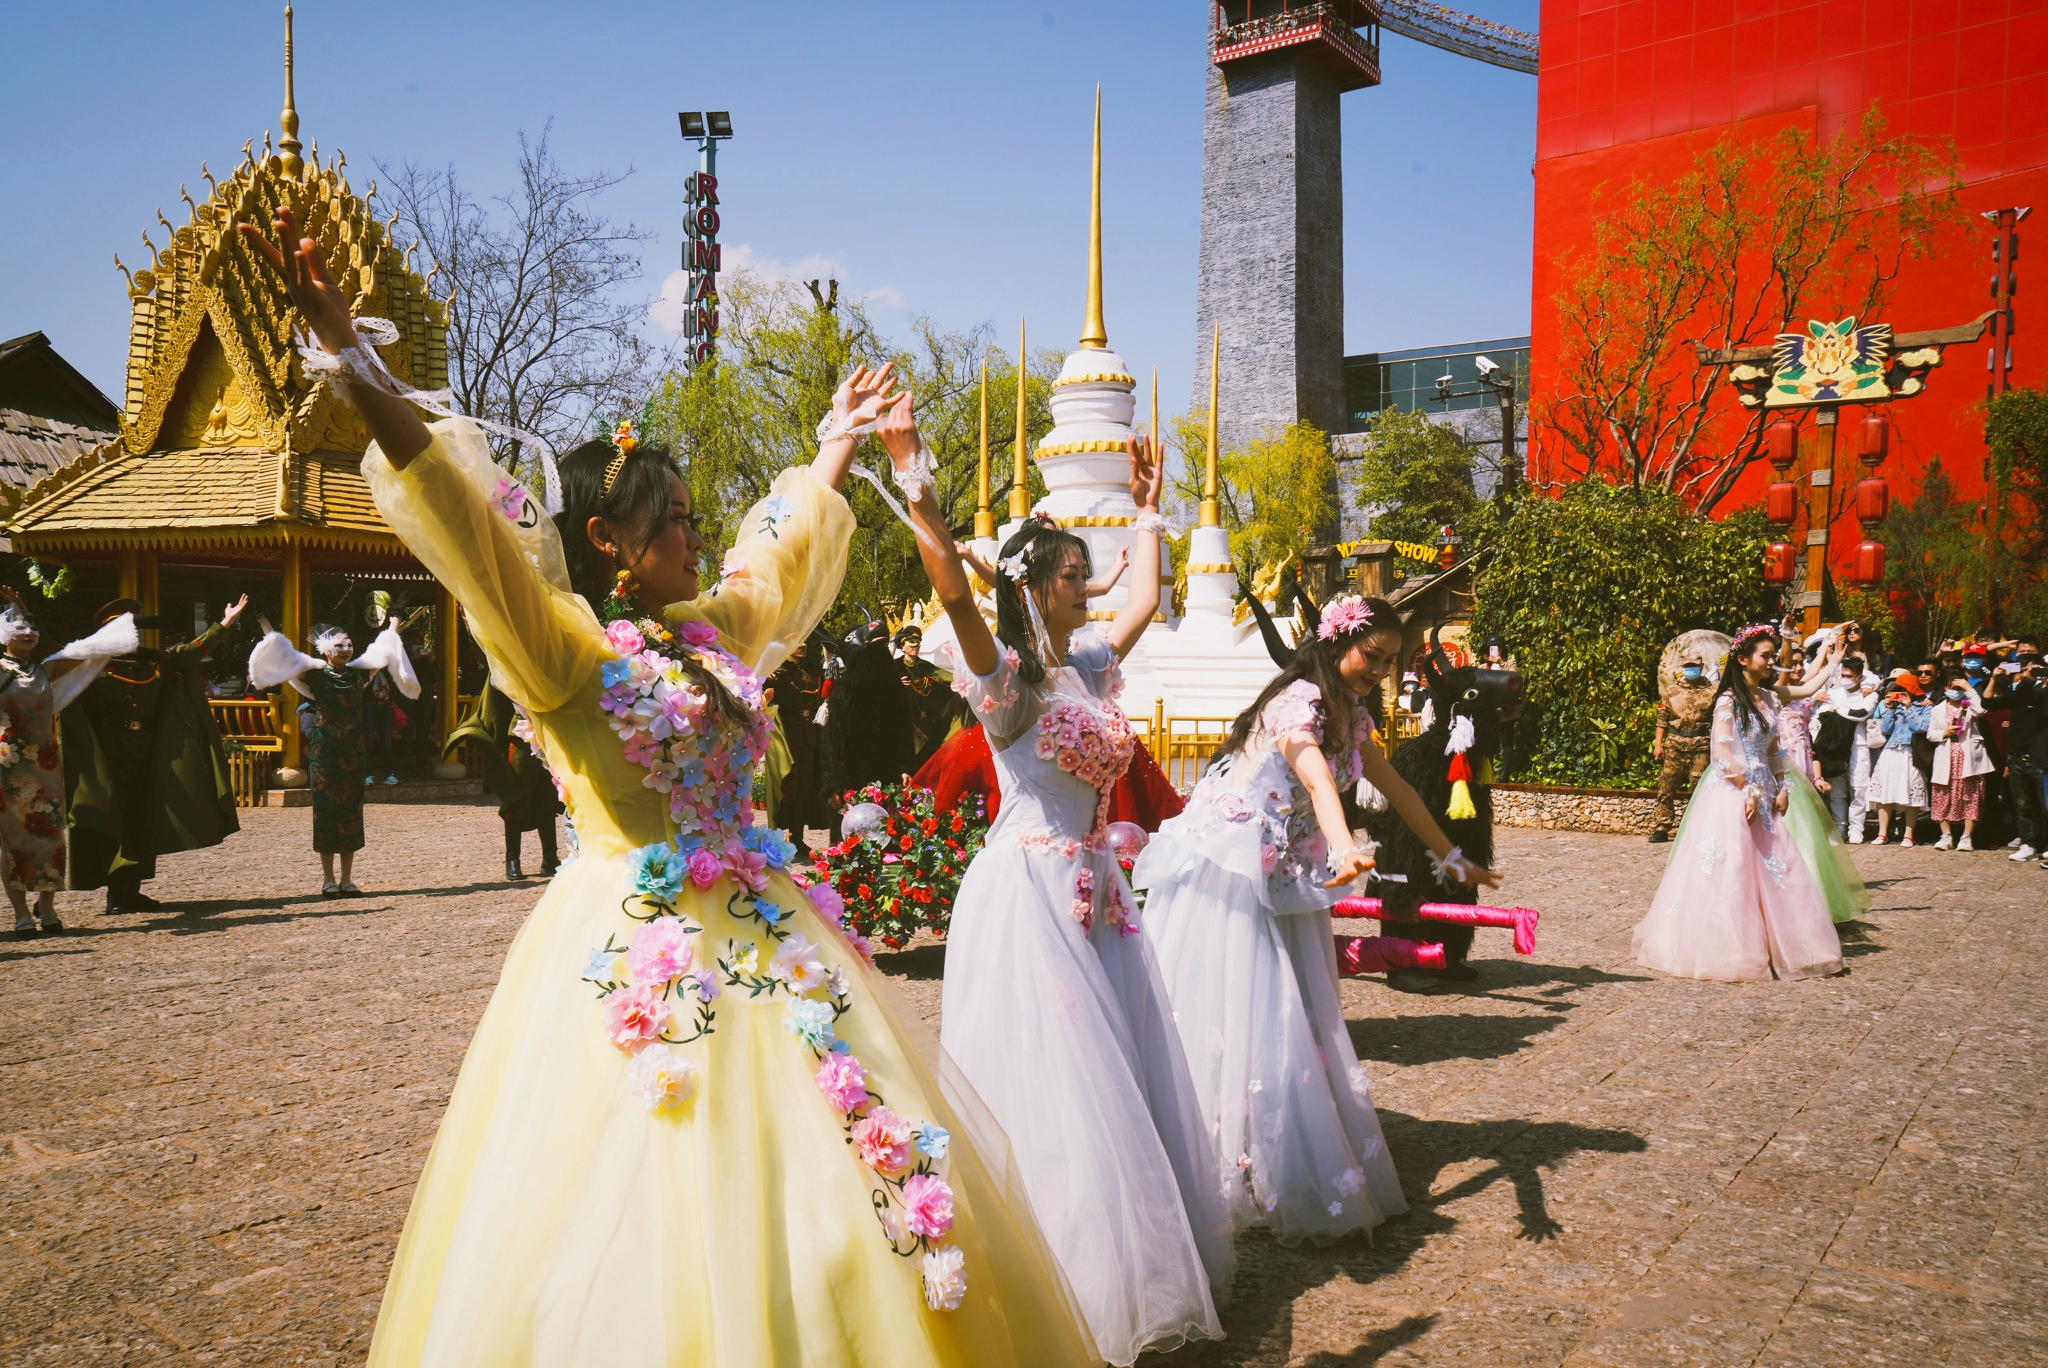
[1194,3,1383,450]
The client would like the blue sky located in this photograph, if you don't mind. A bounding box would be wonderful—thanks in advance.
[2,0,1538,425]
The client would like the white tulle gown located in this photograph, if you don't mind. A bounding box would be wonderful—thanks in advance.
[1134,680,1408,1244]
[935,631,1233,1365]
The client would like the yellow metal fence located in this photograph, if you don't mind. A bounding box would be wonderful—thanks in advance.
[1130,698,1425,794]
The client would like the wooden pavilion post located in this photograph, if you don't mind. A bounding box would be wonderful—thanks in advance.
[437,584,460,769]
[137,550,160,649]
[281,538,304,769]
[117,546,138,601]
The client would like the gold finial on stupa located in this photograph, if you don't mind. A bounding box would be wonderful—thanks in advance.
[279,5,304,176]
[1010,317,1031,519]
[976,357,994,539]
[1079,86,1107,350]
[1200,324,1221,528]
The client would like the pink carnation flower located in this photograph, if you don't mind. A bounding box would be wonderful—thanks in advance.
[602,986,671,1051]
[901,1172,955,1240]
[605,619,646,656]
[686,848,722,890]
[814,1052,870,1114]
[676,619,721,650]
[626,917,694,986]
[851,1105,915,1176]
[1316,596,1375,641]
[721,839,769,892]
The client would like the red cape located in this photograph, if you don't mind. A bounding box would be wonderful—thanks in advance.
[911,722,1186,832]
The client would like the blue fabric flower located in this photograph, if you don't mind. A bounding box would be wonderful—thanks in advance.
[744,825,797,869]
[751,896,784,927]
[629,842,687,901]
[600,658,634,688]
[915,1123,950,1160]
[758,493,796,525]
[581,948,621,984]
[782,998,837,1052]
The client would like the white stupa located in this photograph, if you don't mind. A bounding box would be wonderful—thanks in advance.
[923,91,1287,725]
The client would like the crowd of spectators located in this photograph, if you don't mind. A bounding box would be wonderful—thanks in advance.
[1804,625,2046,864]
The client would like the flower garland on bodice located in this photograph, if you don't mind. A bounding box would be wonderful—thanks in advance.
[575,564,970,1313]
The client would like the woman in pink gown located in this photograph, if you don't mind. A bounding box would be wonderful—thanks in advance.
[1633,624,1845,982]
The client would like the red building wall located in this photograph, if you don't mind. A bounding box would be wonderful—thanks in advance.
[1530,0,2048,565]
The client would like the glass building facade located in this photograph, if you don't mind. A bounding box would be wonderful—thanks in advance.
[1342,337,1529,432]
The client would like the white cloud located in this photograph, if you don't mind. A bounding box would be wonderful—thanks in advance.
[648,243,906,335]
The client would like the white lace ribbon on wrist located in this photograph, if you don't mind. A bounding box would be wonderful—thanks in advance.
[892,443,937,504]
[1131,510,1167,536]
[816,411,880,444]
[298,318,563,515]
[1428,845,1475,885]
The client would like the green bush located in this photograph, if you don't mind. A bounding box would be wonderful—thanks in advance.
[1469,480,1774,788]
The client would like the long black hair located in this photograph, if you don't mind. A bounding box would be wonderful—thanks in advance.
[1217,596,1399,766]
[992,515,1092,687]
[550,436,745,728]
[1715,626,1779,733]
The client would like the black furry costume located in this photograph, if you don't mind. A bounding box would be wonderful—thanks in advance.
[1361,625,1520,974]
[816,621,916,835]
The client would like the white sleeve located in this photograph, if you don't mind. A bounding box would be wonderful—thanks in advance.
[347,624,421,698]
[248,630,326,691]
[48,613,142,711]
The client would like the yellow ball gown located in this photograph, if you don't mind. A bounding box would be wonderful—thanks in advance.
[361,421,1098,1367]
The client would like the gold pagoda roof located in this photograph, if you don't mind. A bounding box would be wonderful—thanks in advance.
[7,7,442,562]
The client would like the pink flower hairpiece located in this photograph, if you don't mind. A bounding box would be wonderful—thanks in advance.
[1730,622,1779,653]
[1318,595,1376,641]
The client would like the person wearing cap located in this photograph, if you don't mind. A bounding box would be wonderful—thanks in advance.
[895,623,959,770]
[1396,672,1423,714]
[1650,651,1715,843]
[0,590,139,936]
[1871,672,1931,845]
[60,595,247,913]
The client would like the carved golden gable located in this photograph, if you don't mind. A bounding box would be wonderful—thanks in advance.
[112,135,448,460]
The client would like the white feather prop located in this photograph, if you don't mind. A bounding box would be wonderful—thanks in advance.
[50,612,140,663]
[1446,714,1475,756]
[349,624,421,699]
[247,630,326,691]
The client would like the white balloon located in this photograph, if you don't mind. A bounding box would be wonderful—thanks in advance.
[843,802,890,843]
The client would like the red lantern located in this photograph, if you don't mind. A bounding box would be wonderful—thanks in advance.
[1767,419,1800,472]
[1855,476,1890,528]
[1763,542,1797,585]
[1852,540,1886,587]
[1766,481,1798,526]
[1858,412,1890,467]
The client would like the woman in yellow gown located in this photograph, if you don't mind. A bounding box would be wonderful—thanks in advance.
[243,211,1097,1367]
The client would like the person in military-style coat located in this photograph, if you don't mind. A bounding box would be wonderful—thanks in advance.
[767,637,827,838]
[61,595,248,911]
[895,624,961,771]
[1651,646,1718,843]
[447,681,563,880]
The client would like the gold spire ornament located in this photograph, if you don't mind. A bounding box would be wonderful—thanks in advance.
[1200,323,1221,527]
[278,6,304,176]
[1080,85,1108,350]
[976,357,995,538]
[1010,317,1031,519]
[1150,367,1159,450]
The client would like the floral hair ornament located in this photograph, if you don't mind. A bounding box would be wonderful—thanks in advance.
[1729,622,1780,654]
[997,551,1030,582]
[1317,594,1378,641]
[600,419,639,500]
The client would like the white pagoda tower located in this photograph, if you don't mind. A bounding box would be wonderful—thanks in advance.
[925,91,1287,724]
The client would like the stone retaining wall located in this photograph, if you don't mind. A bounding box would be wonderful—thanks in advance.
[1491,782,1669,835]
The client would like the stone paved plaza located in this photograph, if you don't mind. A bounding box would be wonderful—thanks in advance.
[2,804,2043,1366]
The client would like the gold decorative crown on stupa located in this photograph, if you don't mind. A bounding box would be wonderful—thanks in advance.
[107,5,448,460]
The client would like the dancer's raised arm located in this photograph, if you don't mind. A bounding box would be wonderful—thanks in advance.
[1102,436,1164,662]
[876,393,1001,678]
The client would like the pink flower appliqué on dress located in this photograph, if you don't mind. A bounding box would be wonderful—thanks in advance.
[851,1105,916,1176]
[602,986,672,1051]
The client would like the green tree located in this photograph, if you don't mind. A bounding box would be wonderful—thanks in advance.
[1347,408,1479,571]
[1469,480,1774,786]
[642,269,1059,631]
[1166,418,1337,578]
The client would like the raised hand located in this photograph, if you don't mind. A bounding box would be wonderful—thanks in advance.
[831,363,900,433]
[237,208,357,355]
[1127,433,1163,512]
[875,391,922,469]
[220,594,250,629]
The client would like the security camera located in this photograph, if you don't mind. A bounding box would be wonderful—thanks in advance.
[1434,374,1453,396]
[1474,354,1499,377]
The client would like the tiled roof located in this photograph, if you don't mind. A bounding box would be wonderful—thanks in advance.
[0,411,117,493]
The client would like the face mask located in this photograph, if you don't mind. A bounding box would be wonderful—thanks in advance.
[1680,666,1702,681]
[1946,689,1966,702]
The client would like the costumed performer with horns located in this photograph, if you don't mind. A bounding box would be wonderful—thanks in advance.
[1134,593,1497,1242]
[1632,622,1845,980]
[0,590,140,936]
[896,398,1232,1361]
[241,208,1097,1367]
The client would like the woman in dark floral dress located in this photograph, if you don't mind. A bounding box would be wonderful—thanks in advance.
[250,619,418,896]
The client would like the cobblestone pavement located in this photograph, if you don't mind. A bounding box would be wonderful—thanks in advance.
[2,807,2042,1366]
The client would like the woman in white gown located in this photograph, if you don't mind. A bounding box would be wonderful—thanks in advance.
[876,401,1233,1364]
[1136,595,1497,1243]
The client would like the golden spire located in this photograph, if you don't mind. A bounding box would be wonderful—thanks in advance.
[1200,323,1221,527]
[976,357,994,538]
[279,5,304,175]
[1010,317,1031,519]
[1150,367,1159,447]
[1079,86,1107,350]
